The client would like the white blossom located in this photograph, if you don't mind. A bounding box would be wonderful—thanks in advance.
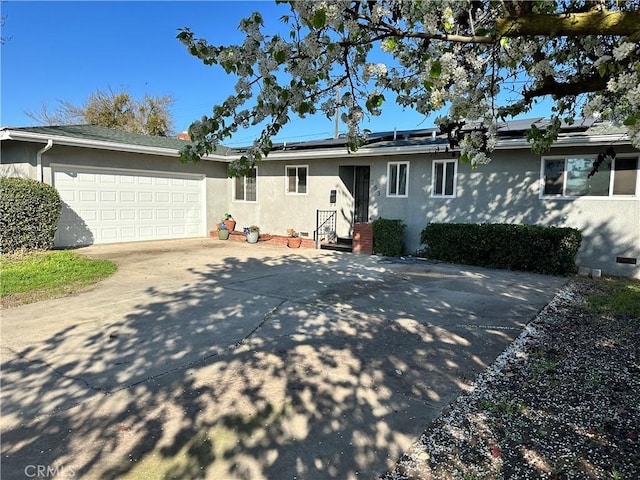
[177,0,640,172]
[613,42,637,61]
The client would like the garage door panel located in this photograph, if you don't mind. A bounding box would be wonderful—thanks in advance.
[120,210,136,221]
[80,210,98,222]
[139,226,154,237]
[101,210,117,221]
[120,191,136,203]
[53,166,204,246]
[100,174,116,184]
[100,191,117,202]
[58,189,76,202]
[55,172,76,184]
[139,210,153,220]
[78,172,96,183]
[79,191,97,202]
[121,227,136,238]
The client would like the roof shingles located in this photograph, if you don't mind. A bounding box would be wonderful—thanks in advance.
[8,124,193,150]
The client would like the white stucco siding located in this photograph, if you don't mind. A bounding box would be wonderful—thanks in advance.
[411,149,640,278]
[0,162,33,179]
[0,141,38,179]
[552,198,640,278]
[227,160,344,239]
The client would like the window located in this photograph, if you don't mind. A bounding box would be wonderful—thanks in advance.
[432,159,457,197]
[387,161,409,197]
[541,156,638,198]
[234,167,257,202]
[286,165,307,194]
[613,157,639,195]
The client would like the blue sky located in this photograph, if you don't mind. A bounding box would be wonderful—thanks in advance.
[1,1,550,147]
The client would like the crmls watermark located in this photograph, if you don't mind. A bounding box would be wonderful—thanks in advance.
[24,464,76,478]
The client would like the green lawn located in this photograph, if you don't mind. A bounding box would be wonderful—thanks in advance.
[1,250,117,307]
[586,277,640,318]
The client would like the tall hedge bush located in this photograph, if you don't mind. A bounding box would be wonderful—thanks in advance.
[372,218,406,256]
[420,223,582,275]
[0,177,62,253]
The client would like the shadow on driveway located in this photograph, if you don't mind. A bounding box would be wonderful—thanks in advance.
[0,239,566,479]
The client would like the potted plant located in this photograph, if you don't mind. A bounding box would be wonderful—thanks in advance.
[217,221,230,240]
[222,213,236,232]
[286,228,302,248]
[247,225,260,244]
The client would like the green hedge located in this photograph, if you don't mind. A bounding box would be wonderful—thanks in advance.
[420,223,582,275]
[1,177,62,253]
[372,218,406,256]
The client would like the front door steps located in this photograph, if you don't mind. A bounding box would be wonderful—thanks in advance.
[320,237,353,252]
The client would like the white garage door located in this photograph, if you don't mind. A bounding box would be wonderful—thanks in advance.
[52,165,205,246]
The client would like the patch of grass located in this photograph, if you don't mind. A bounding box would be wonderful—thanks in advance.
[1,250,117,307]
[610,469,625,480]
[530,358,559,379]
[480,397,526,416]
[586,278,640,318]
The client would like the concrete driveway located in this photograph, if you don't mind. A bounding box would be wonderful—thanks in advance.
[1,238,566,479]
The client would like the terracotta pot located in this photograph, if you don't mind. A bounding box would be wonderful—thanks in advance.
[224,220,236,231]
[287,237,302,248]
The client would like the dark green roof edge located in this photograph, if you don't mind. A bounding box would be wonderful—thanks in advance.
[6,124,195,150]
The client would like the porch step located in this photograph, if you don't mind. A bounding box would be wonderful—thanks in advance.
[320,237,353,253]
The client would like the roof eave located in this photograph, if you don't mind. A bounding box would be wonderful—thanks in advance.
[494,133,631,150]
[2,128,631,163]
[261,142,451,161]
[261,133,632,160]
[0,129,232,160]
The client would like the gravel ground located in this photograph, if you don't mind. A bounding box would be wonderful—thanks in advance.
[382,278,640,480]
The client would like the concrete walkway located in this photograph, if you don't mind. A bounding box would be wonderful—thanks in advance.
[0,238,566,479]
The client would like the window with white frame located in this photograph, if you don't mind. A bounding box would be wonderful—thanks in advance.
[286,165,308,194]
[234,167,257,202]
[387,161,409,197]
[541,155,638,198]
[432,159,457,197]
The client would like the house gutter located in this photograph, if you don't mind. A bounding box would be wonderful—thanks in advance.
[494,133,631,150]
[36,139,53,182]
[2,128,632,165]
[0,129,232,161]
[261,133,632,160]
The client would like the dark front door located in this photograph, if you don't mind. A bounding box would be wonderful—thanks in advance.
[354,166,370,223]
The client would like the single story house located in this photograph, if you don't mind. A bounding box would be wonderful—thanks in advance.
[1,120,638,279]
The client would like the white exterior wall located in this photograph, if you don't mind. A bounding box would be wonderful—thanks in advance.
[372,147,639,279]
[1,142,37,178]
[218,145,638,278]
[3,136,637,278]
[225,158,346,238]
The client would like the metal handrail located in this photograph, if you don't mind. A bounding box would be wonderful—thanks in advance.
[315,210,337,249]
